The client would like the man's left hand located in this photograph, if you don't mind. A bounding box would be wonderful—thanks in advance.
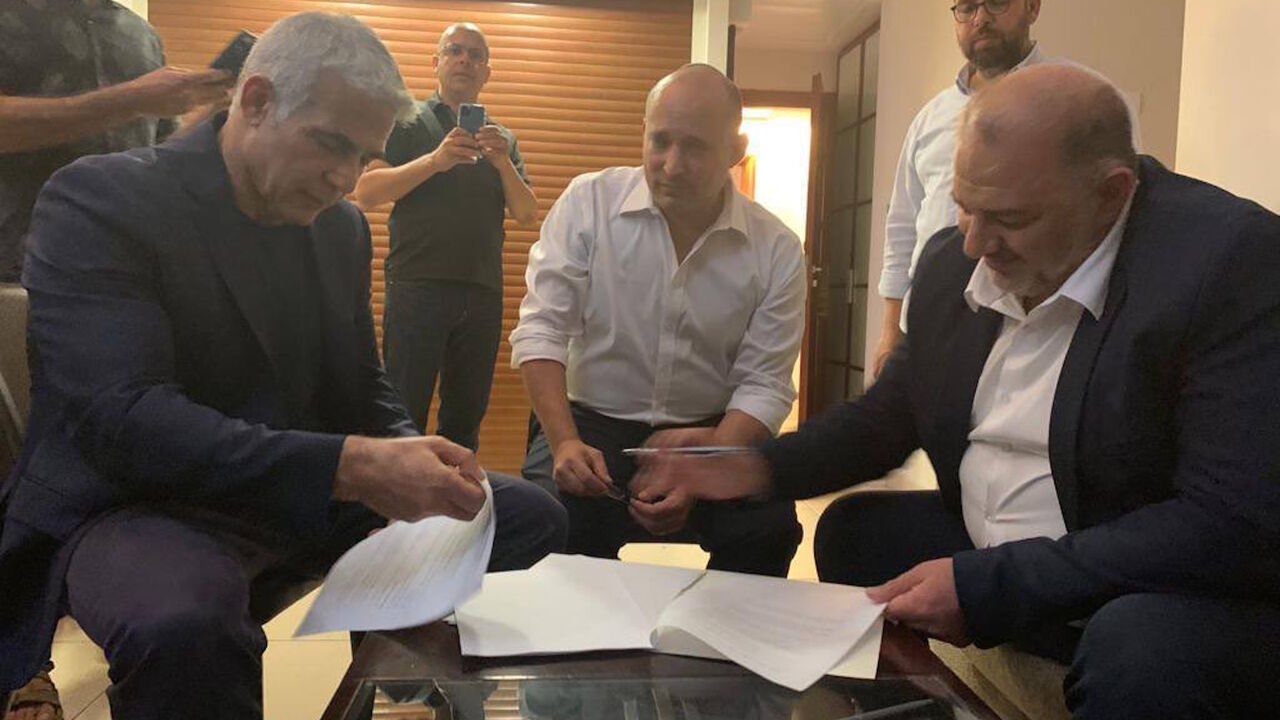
[628,485,695,536]
[475,126,510,159]
[867,558,971,646]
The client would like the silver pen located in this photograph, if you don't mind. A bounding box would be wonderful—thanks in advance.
[620,446,758,457]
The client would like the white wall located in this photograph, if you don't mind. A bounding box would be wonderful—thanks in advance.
[863,0,1186,374]
[1176,0,1280,212]
[734,48,838,93]
[692,0,732,71]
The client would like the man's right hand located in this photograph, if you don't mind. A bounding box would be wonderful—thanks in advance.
[333,435,487,522]
[427,127,483,173]
[124,67,235,118]
[551,438,615,497]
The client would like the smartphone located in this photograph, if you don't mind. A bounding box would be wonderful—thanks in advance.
[210,30,257,77]
[458,103,486,134]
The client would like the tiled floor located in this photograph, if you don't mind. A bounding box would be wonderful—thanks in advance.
[42,452,937,720]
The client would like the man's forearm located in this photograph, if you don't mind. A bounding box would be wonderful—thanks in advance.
[0,85,150,153]
[520,359,579,450]
[497,158,538,225]
[714,409,772,446]
[353,155,439,209]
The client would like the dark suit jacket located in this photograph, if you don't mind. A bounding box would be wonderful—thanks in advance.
[0,117,416,689]
[762,157,1280,648]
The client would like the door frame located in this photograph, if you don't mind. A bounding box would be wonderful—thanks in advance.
[740,85,834,424]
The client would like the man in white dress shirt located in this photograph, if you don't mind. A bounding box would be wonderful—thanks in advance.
[873,0,1056,376]
[633,65,1280,719]
[510,64,805,576]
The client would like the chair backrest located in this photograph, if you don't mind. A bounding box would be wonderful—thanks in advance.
[0,285,30,476]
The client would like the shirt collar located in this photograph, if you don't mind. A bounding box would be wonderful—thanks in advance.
[964,190,1135,320]
[956,42,1044,96]
[619,174,751,242]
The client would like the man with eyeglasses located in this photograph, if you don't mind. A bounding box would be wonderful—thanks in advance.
[872,0,1130,377]
[355,22,536,449]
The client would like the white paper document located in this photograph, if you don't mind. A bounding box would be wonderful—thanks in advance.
[651,570,885,690]
[294,480,495,636]
[456,554,701,655]
[455,554,885,691]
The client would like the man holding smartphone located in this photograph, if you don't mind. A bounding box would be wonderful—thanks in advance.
[355,22,537,450]
[0,0,233,285]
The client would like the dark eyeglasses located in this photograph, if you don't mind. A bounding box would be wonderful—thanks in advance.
[951,0,1014,23]
[439,42,488,64]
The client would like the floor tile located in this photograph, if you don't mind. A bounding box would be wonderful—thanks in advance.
[51,616,89,643]
[618,542,710,569]
[263,639,353,720]
[48,640,109,720]
[69,692,110,720]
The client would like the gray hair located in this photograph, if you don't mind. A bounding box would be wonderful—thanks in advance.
[234,12,417,124]
[438,21,489,60]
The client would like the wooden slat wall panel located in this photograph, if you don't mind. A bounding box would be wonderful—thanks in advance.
[150,0,691,473]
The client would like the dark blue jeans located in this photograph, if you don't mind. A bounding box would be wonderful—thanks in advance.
[816,491,1280,719]
[62,473,566,720]
[382,279,502,450]
[523,405,801,577]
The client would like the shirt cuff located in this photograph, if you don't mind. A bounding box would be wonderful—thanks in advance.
[726,389,794,436]
[509,332,569,369]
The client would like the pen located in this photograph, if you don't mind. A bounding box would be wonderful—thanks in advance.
[836,698,937,719]
[620,446,758,457]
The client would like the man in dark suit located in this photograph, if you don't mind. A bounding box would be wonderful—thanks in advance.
[0,12,566,719]
[634,64,1280,719]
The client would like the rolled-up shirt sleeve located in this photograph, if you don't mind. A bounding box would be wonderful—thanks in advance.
[509,177,591,367]
[725,231,807,434]
[878,112,927,301]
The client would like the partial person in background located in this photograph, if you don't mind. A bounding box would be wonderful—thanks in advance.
[0,2,231,718]
[0,0,233,284]
[354,21,536,450]
[637,65,1280,720]
[0,13,564,719]
[872,0,1136,377]
[511,64,805,577]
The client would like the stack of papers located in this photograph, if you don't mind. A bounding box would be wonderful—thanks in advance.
[455,554,885,691]
[294,480,495,637]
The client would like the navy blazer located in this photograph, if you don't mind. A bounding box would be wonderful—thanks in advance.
[762,157,1280,648]
[0,118,416,689]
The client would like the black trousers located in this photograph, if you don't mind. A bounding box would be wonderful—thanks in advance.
[815,490,1280,720]
[523,405,802,577]
[381,279,503,450]
[63,473,566,720]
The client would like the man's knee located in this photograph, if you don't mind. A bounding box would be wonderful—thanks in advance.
[814,493,883,584]
[1066,594,1225,720]
[816,491,968,586]
[121,592,264,666]
[488,473,568,571]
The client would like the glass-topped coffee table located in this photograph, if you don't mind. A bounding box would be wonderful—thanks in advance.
[321,622,998,720]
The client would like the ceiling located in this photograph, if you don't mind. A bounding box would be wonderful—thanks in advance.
[733,0,881,53]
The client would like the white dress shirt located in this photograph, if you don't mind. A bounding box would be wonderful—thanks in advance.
[879,45,1051,308]
[510,166,806,433]
[958,197,1133,548]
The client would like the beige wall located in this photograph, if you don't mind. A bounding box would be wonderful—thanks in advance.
[118,0,148,18]
[1176,0,1280,212]
[734,48,838,92]
[863,0,1186,374]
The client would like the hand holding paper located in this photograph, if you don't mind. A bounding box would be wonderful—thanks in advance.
[294,478,495,636]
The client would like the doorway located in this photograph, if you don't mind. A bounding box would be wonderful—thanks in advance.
[736,104,813,431]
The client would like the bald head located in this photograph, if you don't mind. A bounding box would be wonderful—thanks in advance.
[642,64,748,225]
[961,64,1136,176]
[645,64,743,139]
